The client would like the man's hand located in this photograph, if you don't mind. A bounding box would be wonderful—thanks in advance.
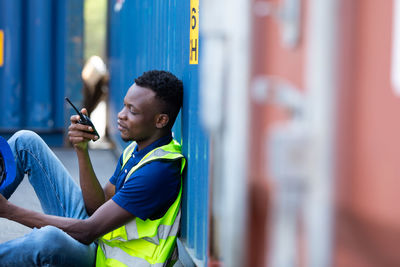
[69,107,106,214]
[68,108,98,151]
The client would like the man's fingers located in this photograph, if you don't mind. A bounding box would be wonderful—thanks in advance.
[70,115,80,123]
[69,122,93,132]
[68,110,96,145]
[68,130,96,140]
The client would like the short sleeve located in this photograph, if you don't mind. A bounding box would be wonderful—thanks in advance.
[112,159,181,220]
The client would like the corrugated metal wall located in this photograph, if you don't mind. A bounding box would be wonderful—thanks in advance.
[0,0,83,146]
[106,0,209,264]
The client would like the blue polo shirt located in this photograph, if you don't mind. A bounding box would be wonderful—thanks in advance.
[110,134,182,220]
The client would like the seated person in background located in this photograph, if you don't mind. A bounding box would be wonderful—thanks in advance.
[0,70,185,267]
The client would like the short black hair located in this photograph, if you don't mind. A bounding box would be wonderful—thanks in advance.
[135,70,183,128]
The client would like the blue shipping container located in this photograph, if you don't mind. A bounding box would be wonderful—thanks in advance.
[107,0,209,265]
[0,0,83,146]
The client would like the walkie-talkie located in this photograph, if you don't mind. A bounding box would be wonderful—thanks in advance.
[65,97,100,141]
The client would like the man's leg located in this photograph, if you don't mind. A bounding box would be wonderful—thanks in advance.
[0,226,96,267]
[0,130,95,266]
[3,130,87,219]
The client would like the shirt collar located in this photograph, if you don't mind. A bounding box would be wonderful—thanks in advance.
[132,133,173,159]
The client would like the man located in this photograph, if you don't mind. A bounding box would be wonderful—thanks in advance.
[0,70,185,266]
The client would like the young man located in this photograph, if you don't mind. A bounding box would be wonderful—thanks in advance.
[0,70,185,266]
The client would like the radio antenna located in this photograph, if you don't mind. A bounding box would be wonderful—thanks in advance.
[65,97,82,116]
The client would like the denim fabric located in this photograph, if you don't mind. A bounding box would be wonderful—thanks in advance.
[0,130,96,267]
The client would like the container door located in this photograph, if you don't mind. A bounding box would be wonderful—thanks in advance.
[0,0,83,146]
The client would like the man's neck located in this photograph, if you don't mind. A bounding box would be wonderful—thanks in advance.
[136,130,170,151]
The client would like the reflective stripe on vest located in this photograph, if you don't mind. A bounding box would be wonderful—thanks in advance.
[96,139,185,267]
[97,242,166,267]
[122,142,136,167]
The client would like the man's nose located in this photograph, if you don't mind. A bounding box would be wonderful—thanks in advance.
[118,108,126,120]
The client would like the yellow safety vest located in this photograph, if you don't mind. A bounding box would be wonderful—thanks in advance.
[96,139,185,267]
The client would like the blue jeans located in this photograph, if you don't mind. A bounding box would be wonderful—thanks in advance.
[0,130,96,266]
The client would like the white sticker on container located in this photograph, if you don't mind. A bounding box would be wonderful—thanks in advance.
[114,0,125,12]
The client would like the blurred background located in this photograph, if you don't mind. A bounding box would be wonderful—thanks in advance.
[1,0,400,266]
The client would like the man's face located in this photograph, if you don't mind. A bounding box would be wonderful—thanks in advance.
[117,84,160,142]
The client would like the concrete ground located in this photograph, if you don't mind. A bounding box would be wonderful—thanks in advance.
[0,147,118,243]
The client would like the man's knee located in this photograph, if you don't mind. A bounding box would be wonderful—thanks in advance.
[30,226,66,252]
[9,130,46,153]
[29,226,93,266]
[30,225,66,249]
[24,226,72,265]
[12,130,42,145]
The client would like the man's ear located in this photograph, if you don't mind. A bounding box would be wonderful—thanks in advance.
[155,114,169,129]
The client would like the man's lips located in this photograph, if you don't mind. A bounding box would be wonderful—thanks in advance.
[118,122,127,131]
